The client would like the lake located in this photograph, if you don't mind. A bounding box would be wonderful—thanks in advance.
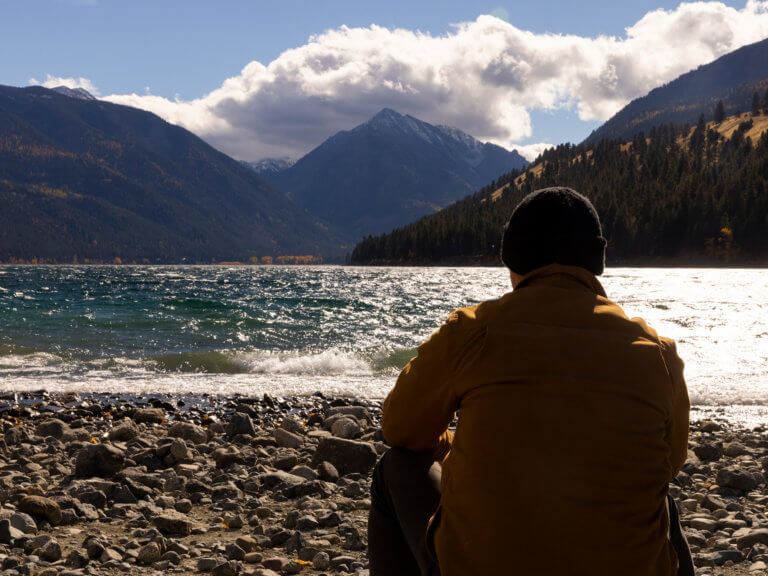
[1,266,766,425]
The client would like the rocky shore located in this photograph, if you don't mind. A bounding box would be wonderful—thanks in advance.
[0,392,767,575]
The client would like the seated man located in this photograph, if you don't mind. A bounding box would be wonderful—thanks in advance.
[368,187,694,576]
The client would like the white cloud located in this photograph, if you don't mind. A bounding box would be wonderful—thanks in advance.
[90,1,768,161]
[29,74,100,95]
[513,142,556,162]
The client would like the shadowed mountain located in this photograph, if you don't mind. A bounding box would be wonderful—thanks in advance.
[245,157,296,176]
[0,85,343,263]
[585,37,768,144]
[268,108,528,240]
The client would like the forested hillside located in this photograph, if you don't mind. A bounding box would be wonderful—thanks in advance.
[351,113,768,266]
[585,37,768,144]
[0,85,343,263]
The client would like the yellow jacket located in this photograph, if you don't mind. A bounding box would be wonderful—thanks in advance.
[382,264,689,576]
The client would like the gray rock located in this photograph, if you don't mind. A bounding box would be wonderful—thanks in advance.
[133,407,164,424]
[212,446,242,468]
[693,443,722,461]
[0,519,24,544]
[331,417,361,439]
[717,467,761,491]
[274,428,304,449]
[326,405,371,422]
[280,416,305,435]
[18,495,62,525]
[212,560,240,576]
[35,418,71,439]
[74,443,125,477]
[228,412,256,436]
[700,420,722,432]
[197,557,219,572]
[317,461,340,482]
[289,465,318,480]
[263,557,289,571]
[170,438,190,461]
[723,442,749,457]
[311,437,377,476]
[734,528,768,549]
[153,511,193,536]
[312,551,330,570]
[66,549,89,568]
[168,421,208,444]
[224,543,245,561]
[137,542,161,565]
[10,512,37,534]
[36,537,62,561]
[108,420,138,441]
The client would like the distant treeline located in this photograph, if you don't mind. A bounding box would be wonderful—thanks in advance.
[351,118,768,265]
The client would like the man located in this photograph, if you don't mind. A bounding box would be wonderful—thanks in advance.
[368,187,693,575]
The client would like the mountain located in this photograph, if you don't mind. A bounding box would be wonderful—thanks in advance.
[585,37,768,144]
[50,85,97,101]
[352,114,768,266]
[268,108,528,240]
[245,157,296,176]
[0,85,342,263]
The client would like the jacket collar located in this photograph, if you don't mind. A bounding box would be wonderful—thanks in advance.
[515,263,607,297]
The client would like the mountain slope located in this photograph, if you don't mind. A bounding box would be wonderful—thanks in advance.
[0,85,343,263]
[352,116,768,265]
[269,108,527,240]
[585,37,768,144]
[245,157,296,176]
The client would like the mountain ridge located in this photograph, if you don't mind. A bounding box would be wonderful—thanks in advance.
[585,36,768,144]
[268,107,527,241]
[0,84,343,263]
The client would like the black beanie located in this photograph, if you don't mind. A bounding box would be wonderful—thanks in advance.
[500,187,606,276]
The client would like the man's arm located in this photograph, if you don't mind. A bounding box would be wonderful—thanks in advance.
[381,307,484,460]
[660,337,690,477]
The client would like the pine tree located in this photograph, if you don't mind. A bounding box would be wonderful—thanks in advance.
[752,92,761,115]
[714,100,726,124]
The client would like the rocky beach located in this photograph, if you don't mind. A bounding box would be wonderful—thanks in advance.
[0,392,767,575]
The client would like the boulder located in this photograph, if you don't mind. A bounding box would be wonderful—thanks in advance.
[275,428,304,449]
[228,412,256,437]
[133,407,164,424]
[137,541,162,565]
[35,418,71,439]
[18,495,62,526]
[108,420,139,441]
[153,511,193,536]
[168,421,208,444]
[331,417,360,439]
[310,437,377,476]
[74,443,125,477]
[716,467,761,491]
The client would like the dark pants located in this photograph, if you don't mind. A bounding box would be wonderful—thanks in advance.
[368,448,696,576]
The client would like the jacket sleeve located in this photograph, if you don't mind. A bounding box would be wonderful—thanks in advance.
[660,337,690,478]
[381,307,484,460]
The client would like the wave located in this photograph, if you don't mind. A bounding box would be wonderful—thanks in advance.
[149,347,416,376]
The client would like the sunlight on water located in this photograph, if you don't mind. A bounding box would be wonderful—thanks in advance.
[0,265,766,424]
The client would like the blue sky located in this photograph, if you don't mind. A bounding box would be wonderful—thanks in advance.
[1,0,763,160]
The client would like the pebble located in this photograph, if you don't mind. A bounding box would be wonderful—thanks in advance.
[2,392,765,576]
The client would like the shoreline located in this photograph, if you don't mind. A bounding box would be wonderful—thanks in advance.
[1,392,767,575]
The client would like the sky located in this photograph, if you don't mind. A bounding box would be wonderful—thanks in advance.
[3,0,768,162]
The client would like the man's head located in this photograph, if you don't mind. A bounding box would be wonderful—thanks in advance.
[501,187,606,280]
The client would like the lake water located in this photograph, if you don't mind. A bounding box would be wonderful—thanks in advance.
[1,266,766,424]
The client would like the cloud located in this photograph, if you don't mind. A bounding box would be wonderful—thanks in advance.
[99,1,768,161]
[513,142,556,162]
[29,74,100,95]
